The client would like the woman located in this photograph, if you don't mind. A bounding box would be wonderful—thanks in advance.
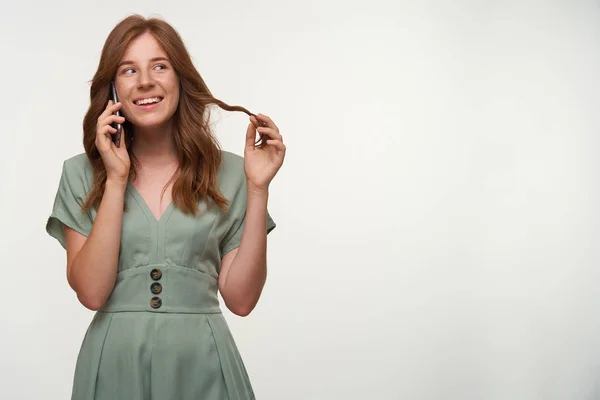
[46,14,285,400]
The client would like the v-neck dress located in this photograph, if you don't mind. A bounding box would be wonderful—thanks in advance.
[46,151,276,400]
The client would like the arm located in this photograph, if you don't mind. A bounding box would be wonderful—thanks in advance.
[64,100,129,310]
[218,113,285,316]
[218,188,269,316]
[65,179,127,310]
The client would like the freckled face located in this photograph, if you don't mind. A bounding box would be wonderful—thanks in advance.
[114,32,180,129]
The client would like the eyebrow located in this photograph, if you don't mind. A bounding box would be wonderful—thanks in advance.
[117,57,170,68]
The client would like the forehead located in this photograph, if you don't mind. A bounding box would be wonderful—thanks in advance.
[121,32,167,61]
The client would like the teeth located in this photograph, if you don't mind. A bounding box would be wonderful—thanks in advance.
[136,97,161,105]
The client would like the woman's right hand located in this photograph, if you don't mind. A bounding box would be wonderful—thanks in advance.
[96,100,130,186]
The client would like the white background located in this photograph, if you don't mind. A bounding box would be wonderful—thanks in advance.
[1,1,600,399]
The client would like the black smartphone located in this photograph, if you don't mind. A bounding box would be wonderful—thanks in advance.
[110,81,122,148]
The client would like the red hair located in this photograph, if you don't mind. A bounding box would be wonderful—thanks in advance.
[82,14,263,215]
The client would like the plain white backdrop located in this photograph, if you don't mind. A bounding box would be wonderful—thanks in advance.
[1,0,600,399]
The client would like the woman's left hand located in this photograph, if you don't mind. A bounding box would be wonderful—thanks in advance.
[244,114,286,193]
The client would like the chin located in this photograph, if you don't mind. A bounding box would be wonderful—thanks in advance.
[130,115,174,129]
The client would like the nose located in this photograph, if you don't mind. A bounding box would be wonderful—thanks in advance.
[136,69,155,89]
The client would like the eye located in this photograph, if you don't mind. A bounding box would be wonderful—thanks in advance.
[154,64,167,71]
[122,68,135,75]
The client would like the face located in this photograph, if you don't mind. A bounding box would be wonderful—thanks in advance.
[114,32,180,130]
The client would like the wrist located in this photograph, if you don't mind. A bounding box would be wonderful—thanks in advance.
[106,177,128,192]
[246,181,269,200]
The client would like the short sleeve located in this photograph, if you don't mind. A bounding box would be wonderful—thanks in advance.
[220,203,276,258]
[46,159,94,249]
[218,152,277,258]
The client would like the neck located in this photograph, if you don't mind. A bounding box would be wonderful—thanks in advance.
[131,121,178,167]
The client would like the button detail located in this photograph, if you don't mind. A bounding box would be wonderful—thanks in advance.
[150,296,162,309]
[151,282,162,295]
[150,268,162,281]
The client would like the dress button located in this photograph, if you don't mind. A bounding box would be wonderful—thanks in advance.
[150,268,162,281]
[150,282,162,295]
[150,296,162,309]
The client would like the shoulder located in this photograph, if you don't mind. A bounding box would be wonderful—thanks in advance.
[218,150,245,185]
[63,152,91,170]
[217,150,248,202]
[219,150,244,171]
[60,153,94,194]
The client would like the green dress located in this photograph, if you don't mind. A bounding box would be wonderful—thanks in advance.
[46,151,276,400]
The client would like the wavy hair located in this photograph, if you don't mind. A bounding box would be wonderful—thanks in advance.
[81,14,263,215]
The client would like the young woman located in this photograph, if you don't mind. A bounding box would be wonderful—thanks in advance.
[46,14,285,400]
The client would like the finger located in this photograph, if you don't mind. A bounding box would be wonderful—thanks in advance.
[245,123,257,151]
[99,115,126,129]
[266,139,286,152]
[102,100,123,114]
[101,125,117,136]
[250,114,271,130]
[256,114,279,132]
[105,114,126,124]
[97,121,119,138]
[96,126,116,150]
[98,101,123,123]
[249,115,262,129]
[96,124,117,140]
[257,126,282,142]
[108,102,123,115]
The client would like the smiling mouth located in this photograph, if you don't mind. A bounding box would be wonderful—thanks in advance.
[134,97,164,106]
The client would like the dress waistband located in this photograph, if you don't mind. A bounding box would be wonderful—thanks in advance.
[99,264,221,314]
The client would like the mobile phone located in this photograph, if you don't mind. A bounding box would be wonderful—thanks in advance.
[110,81,122,148]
